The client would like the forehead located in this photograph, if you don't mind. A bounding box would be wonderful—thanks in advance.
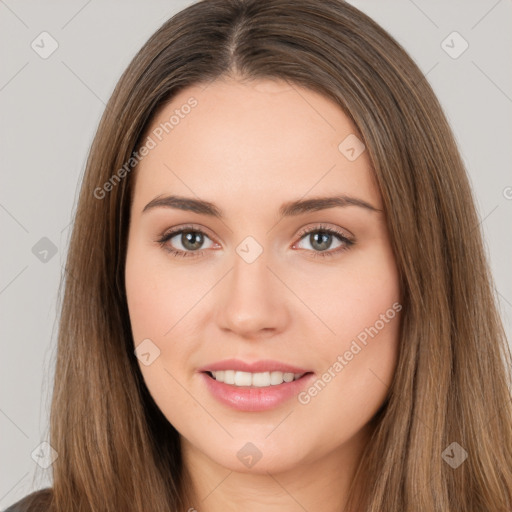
[133,78,381,214]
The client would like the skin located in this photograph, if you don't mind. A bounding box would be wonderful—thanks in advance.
[125,76,402,512]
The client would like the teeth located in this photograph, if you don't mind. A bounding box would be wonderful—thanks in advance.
[235,371,252,386]
[210,370,305,387]
[223,370,235,384]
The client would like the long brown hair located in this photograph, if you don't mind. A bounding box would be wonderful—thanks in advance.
[14,0,512,510]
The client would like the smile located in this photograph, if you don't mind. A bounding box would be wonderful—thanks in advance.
[207,370,306,387]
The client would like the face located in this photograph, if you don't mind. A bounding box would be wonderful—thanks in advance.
[125,77,401,477]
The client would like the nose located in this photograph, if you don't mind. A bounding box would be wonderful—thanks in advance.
[214,246,290,339]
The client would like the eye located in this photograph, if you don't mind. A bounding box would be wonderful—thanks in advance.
[293,224,355,259]
[156,223,355,259]
[156,224,217,258]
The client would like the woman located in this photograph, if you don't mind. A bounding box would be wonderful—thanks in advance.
[7,0,512,510]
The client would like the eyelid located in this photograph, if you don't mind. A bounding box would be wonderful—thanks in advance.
[158,223,219,244]
[158,222,353,243]
[294,222,354,242]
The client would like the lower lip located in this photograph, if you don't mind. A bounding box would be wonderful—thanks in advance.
[200,372,315,412]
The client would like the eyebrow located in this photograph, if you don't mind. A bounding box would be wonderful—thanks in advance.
[142,194,382,218]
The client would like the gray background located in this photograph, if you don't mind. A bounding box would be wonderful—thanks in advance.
[1,0,511,508]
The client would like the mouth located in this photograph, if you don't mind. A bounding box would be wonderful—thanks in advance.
[203,370,313,387]
[198,359,315,410]
[200,368,316,411]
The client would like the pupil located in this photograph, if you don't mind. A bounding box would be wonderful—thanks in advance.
[183,231,203,250]
[311,232,332,251]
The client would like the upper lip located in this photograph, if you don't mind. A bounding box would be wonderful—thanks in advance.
[198,358,312,374]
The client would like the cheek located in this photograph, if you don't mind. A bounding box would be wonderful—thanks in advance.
[125,268,172,342]
[296,241,401,345]
[301,308,400,443]
[297,245,401,427]
[124,239,212,386]
[125,241,205,342]
[125,244,205,424]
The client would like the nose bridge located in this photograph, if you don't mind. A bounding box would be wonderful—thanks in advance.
[231,237,270,295]
[215,234,288,336]
[230,235,273,303]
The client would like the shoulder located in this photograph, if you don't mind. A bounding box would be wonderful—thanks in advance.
[3,488,53,512]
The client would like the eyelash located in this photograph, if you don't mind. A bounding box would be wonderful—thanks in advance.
[156,223,355,260]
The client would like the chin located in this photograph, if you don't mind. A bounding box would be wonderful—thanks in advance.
[192,433,312,475]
